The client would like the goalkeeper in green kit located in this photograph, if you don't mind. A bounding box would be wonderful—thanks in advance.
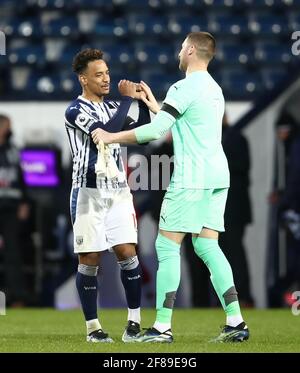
[91,32,250,343]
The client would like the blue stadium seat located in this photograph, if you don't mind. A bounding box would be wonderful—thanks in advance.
[25,73,60,97]
[59,45,82,65]
[42,17,79,37]
[145,72,183,97]
[94,19,128,38]
[129,16,168,36]
[220,44,255,66]
[162,0,201,10]
[8,45,45,66]
[33,0,69,10]
[261,68,287,90]
[209,15,249,35]
[168,16,209,36]
[5,18,42,38]
[222,69,263,99]
[69,0,107,9]
[248,15,288,36]
[103,46,134,66]
[119,0,152,10]
[59,71,80,94]
[255,43,293,65]
[288,13,300,32]
[134,45,175,66]
[241,0,285,9]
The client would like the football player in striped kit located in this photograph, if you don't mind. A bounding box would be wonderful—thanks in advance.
[65,49,150,343]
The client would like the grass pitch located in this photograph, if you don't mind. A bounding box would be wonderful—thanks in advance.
[0,308,299,352]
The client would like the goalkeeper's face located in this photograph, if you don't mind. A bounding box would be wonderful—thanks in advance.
[178,39,189,72]
[82,60,110,97]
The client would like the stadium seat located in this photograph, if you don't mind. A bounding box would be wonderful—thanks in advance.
[129,16,168,37]
[4,18,42,38]
[261,68,287,90]
[209,15,249,36]
[145,72,183,98]
[168,16,209,36]
[134,45,175,66]
[42,17,79,37]
[102,45,134,66]
[222,69,263,100]
[8,45,45,66]
[220,44,255,66]
[248,15,288,36]
[255,43,293,65]
[94,18,128,38]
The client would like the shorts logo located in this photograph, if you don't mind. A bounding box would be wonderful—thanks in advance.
[76,236,83,245]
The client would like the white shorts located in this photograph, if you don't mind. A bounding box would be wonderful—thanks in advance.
[70,187,137,253]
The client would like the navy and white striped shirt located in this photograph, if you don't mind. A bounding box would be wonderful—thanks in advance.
[65,95,129,189]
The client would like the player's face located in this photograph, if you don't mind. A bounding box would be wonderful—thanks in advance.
[83,60,110,97]
[178,39,190,72]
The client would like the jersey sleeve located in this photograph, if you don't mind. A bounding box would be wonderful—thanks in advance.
[163,80,193,115]
[65,104,95,134]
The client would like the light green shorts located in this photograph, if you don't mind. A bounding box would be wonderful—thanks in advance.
[159,188,228,233]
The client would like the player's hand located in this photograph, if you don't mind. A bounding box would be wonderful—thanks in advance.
[91,128,113,145]
[118,79,137,98]
[140,81,160,114]
[133,83,147,100]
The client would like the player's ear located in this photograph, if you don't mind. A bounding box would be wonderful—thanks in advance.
[188,45,194,55]
[79,73,87,86]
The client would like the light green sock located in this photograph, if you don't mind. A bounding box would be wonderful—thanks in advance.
[192,236,241,316]
[155,233,181,324]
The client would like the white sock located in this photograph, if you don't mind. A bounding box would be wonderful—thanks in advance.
[128,307,141,324]
[86,319,102,335]
[226,315,244,327]
[153,321,171,333]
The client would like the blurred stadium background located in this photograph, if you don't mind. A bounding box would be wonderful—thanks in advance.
[0,0,300,315]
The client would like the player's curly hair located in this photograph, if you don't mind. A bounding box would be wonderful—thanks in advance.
[72,48,104,74]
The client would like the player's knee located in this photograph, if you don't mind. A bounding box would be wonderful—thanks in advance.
[117,255,139,270]
[155,233,180,262]
[78,252,100,266]
[192,236,218,260]
[113,243,136,260]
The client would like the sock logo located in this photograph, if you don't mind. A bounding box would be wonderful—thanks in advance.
[84,286,96,290]
[127,275,141,281]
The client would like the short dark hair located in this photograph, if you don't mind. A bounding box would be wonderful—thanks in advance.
[72,48,104,74]
[186,32,216,62]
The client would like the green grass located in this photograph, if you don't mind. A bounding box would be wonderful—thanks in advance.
[0,308,299,352]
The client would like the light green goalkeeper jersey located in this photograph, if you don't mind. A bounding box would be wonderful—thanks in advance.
[135,70,230,189]
[165,70,229,189]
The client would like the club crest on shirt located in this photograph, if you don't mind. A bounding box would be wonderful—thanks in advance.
[76,236,83,245]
